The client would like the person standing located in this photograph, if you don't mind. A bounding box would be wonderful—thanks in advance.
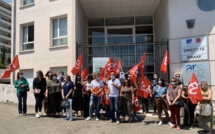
[166,77,182,130]
[120,79,134,123]
[33,70,46,118]
[61,75,74,121]
[72,73,83,117]
[199,81,213,134]
[45,73,62,116]
[86,73,103,121]
[82,75,92,118]
[43,70,52,115]
[153,78,172,126]
[14,71,29,116]
[151,73,158,115]
[108,72,121,124]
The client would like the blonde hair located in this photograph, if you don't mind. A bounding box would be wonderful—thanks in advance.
[201,81,209,92]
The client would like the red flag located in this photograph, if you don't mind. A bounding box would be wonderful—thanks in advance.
[129,64,139,84]
[160,50,170,74]
[139,52,146,73]
[105,57,113,74]
[136,75,151,99]
[113,59,122,74]
[81,68,87,79]
[71,53,82,75]
[100,67,110,80]
[1,55,20,78]
[187,73,203,104]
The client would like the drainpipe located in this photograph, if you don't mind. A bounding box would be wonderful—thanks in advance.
[11,0,16,85]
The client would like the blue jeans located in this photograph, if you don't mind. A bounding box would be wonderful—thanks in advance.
[17,92,27,114]
[109,96,120,121]
[89,95,101,118]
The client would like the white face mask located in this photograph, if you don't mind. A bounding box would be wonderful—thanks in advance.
[110,75,115,80]
[96,77,100,81]
[19,75,24,78]
[53,76,57,80]
[158,81,162,84]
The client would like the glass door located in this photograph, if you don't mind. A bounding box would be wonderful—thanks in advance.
[106,27,134,44]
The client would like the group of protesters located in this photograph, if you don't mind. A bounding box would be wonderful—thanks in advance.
[14,70,213,134]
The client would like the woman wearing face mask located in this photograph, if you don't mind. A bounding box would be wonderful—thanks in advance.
[33,70,46,118]
[61,75,74,121]
[199,81,213,134]
[153,78,172,126]
[151,73,158,115]
[45,73,62,116]
[72,73,83,117]
[14,71,29,116]
[82,75,92,118]
[43,70,52,115]
[166,77,182,130]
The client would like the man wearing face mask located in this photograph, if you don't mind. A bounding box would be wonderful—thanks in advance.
[107,71,121,125]
[86,73,103,121]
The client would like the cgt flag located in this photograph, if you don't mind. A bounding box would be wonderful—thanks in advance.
[1,55,20,78]
[71,53,82,75]
[81,68,87,79]
[139,52,146,73]
[129,64,139,84]
[160,50,170,74]
[113,59,122,74]
[188,73,203,104]
[136,74,151,99]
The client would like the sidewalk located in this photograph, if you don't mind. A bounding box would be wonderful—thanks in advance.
[0,102,214,134]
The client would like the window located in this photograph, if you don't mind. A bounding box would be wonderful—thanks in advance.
[52,17,67,46]
[22,25,34,50]
[23,0,34,6]
[197,0,215,11]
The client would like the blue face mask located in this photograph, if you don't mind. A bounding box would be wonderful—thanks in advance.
[154,76,158,79]
[201,86,204,89]
[171,82,175,85]
[36,74,38,77]
[158,81,162,84]
[110,75,115,80]
[96,77,100,81]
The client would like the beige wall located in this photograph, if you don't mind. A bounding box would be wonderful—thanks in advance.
[154,0,169,42]
[168,0,215,99]
[14,0,85,81]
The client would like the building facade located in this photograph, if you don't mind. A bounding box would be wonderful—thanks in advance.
[12,0,215,99]
[0,0,11,65]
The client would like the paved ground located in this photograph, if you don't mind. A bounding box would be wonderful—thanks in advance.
[0,103,214,134]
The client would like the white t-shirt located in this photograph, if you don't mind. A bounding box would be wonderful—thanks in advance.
[108,78,121,97]
[91,79,103,96]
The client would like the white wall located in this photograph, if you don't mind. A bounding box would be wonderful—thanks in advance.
[168,0,215,99]
[154,0,169,42]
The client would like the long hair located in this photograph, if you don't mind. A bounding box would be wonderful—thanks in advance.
[123,79,131,87]
[201,81,209,92]
[158,78,166,87]
[75,73,81,84]
[37,70,44,78]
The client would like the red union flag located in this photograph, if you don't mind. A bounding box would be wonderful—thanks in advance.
[188,73,203,104]
[100,67,110,80]
[1,55,20,78]
[160,50,170,74]
[129,64,139,84]
[136,75,151,99]
[113,59,122,74]
[139,52,146,73]
[71,53,82,75]
[81,68,87,79]
[105,57,114,74]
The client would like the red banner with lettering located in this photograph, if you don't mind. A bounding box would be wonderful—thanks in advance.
[160,50,170,74]
[136,74,151,99]
[71,53,82,75]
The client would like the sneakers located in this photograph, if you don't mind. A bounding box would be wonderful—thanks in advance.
[116,121,120,125]
[108,120,113,123]
[168,121,173,126]
[96,118,99,121]
[158,121,163,125]
[86,117,91,121]
[35,113,40,118]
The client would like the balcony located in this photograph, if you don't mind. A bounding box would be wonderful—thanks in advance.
[0,26,11,33]
[0,18,11,26]
[0,34,10,41]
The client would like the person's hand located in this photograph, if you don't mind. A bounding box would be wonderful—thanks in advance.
[34,89,39,94]
[168,101,172,105]
[172,101,175,105]
[161,95,165,98]
[132,101,134,105]
[18,84,21,87]
[45,94,48,98]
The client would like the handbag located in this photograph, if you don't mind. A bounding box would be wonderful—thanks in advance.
[60,99,70,109]
[174,100,184,107]
[25,86,30,91]
[200,104,211,116]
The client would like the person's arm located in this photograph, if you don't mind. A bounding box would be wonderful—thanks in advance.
[131,86,134,105]
[202,89,212,100]
[33,78,36,90]
[161,87,167,98]
[112,79,121,90]
[24,78,29,86]
[166,89,171,105]
[120,86,123,96]
[66,83,74,98]
[181,90,188,99]
[45,81,50,98]
[61,87,65,99]
[14,80,20,88]
[172,88,182,104]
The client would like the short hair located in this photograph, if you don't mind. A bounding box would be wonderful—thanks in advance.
[65,75,71,82]
[59,71,64,75]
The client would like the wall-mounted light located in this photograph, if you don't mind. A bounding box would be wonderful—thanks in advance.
[186,19,195,29]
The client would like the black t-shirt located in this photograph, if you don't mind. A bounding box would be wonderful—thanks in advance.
[33,77,47,95]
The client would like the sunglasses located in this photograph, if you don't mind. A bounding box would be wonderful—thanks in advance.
[171,81,176,82]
